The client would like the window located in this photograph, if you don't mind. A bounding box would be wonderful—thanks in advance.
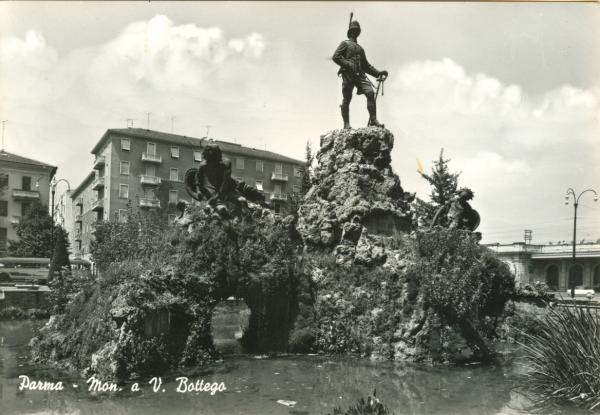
[118,209,128,223]
[22,176,31,191]
[255,180,264,191]
[294,167,302,178]
[0,228,6,251]
[274,164,283,175]
[170,146,179,159]
[145,165,156,176]
[169,190,178,204]
[193,151,203,162]
[0,173,8,189]
[256,160,263,172]
[293,185,300,193]
[147,142,156,156]
[21,202,32,216]
[236,158,245,170]
[170,168,179,181]
[120,161,130,175]
[121,138,130,151]
[0,200,7,217]
[77,241,82,251]
[119,184,129,199]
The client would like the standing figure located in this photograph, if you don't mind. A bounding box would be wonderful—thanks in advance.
[333,18,388,129]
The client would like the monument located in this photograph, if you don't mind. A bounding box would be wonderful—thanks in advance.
[332,14,388,129]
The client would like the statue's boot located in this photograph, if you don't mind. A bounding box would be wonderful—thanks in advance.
[341,105,352,129]
[367,96,384,128]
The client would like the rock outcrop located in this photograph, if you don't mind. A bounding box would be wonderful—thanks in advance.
[298,127,415,265]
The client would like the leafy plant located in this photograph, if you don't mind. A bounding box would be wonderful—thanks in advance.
[517,305,600,412]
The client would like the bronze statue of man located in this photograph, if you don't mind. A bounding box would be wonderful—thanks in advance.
[184,141,265,207]
[447,188,480,231]
[333,19,388,129]
[193,141,236,205]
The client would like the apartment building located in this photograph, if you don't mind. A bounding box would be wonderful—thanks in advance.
[70,128,304,259]
[0,150,56,256]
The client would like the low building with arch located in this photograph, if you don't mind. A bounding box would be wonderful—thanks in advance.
[485,242,600,293]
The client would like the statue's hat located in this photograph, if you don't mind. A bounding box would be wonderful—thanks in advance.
[347,20,361,38]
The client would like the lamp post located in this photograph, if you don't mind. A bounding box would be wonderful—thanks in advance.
[564,188,598,298]
[50,178,71,249]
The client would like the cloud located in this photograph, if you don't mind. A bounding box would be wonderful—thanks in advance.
[385,58,600,242]
[88,15,267,96]
[0,15,275,184]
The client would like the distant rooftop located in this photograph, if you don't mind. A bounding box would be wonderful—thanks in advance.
[92,128,304,165]
[0,149,56,175]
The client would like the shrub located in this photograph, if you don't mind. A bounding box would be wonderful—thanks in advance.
[413,228,515,357]
[517,304,600,412]
[329,392,392,415]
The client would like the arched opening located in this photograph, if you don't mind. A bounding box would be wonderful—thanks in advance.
[593,265,600,292]
[545,265,559,291]
[211,298,251,355]
[568,264,584,289]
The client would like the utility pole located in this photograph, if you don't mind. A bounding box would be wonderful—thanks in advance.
[524,229,532,244]
[565,188,598,298]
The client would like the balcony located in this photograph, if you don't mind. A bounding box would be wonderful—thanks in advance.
[92,176,105,190]
[10,216,20,226]
[140,175,162,186]
[271,172,289,182]
[12,189,40,200]
[75,197,83,206]
[93,155,105,169]
[91,198,104,212]
[139,198,161,209]
[141,153,162,164]
[75,213,82,223]
[271,193,288,201]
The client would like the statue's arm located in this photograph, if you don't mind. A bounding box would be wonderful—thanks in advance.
[361,49,380,78]
[332,41,353,70]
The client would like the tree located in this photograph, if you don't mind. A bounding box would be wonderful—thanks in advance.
[8,202,56,257]
[49,226,71,279]
[48,226,72,312]
[414,149,461,227]
[300,141,314,196]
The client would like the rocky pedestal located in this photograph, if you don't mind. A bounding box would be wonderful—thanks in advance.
[298,127,415,265]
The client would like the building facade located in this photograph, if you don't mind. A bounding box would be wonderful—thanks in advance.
[486,242,600,293]
[0,150,56,256]
[70,128,304,259]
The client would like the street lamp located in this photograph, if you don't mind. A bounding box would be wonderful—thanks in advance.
[564,187,598,298]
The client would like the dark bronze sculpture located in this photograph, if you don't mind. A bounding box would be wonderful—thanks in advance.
[184,141,264,207]
[333,15,388,129]
[431,188,480,231]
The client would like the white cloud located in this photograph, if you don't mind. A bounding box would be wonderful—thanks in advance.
[385,58,600,243]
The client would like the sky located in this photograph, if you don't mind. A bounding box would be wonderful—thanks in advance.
[1,1,599,244]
